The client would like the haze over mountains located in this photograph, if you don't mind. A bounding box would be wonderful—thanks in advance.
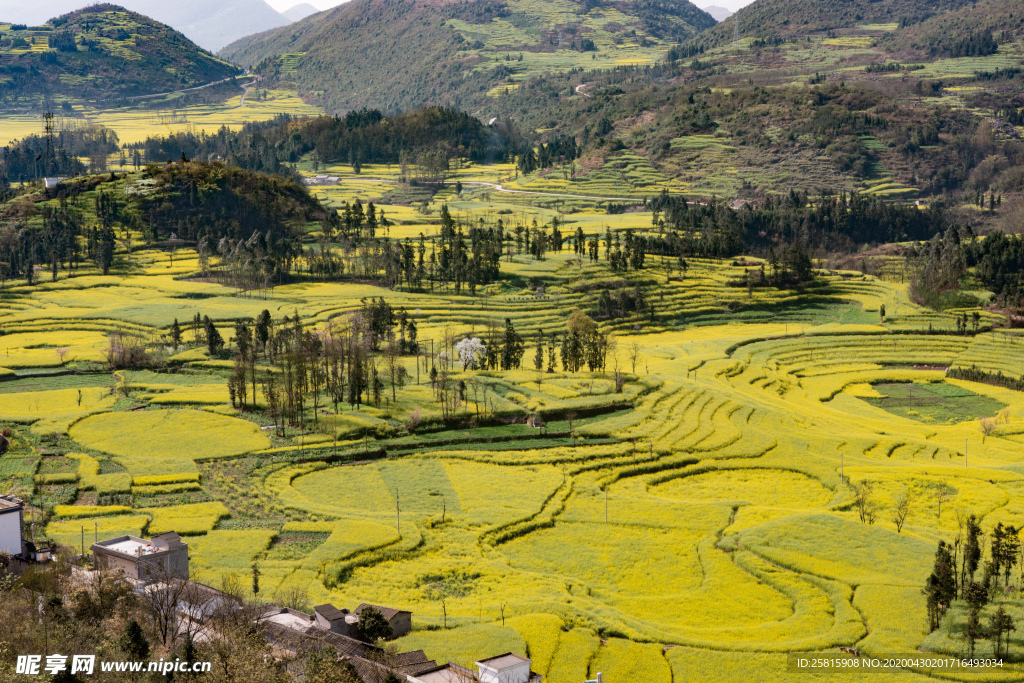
[0,0,291,51]
[282,3,322,21]
[698,5,734,21]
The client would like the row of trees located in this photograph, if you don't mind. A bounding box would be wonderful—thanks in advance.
[924,516,1020,657]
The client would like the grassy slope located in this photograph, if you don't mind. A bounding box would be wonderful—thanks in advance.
[690,0,975,49]
[218,0,715,113]
[883,0,1024,58]
[0,4,240,101]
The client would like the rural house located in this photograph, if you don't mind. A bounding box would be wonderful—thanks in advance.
[406,652,542,683]
[356,602,412,638]
[262,605,437,680]
[0,495,22,556]
[91,531,189,581]
[314,601,413,639]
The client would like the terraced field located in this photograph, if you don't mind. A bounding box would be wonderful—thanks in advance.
[0,221,1022,681]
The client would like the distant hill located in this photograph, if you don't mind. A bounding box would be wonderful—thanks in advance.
[219,0,716,114]
[0,5,241,102]
[0,0,289,51]
[690,0,976,49]
[700,5,733,22]
[283,3,320,22]
[883,0,1024,58]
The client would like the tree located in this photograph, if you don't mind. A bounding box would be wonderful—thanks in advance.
[205,317,224,356]
[117,617,150,659]
[251,561,261,598]
[534,330,544,372]
[963,514,983,591]
[628,341,643,373]
[853,480,877,524]
[987,606,1014,659]
[256,309,273,358]
[455,337,485,370]
[303,646,360,683]
[356,606,394,643]
[501,318,524,370]
[923,541,956,632]
[965,606,982,658]
[892,488,911,533]
[170,318,182,347]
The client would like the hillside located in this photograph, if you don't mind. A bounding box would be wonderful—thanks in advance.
[0,5,242,103]
[219,0,716,113]
[0,0,289,52]
[690,0,975,50]
[883,0,1024,58]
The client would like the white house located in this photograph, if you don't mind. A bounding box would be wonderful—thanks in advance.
[407,653,541,683]
[0,494,23,556]
[44,177,62,190]
[475,653,541,683]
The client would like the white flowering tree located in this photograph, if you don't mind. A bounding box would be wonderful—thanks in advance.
[455,337,486,370]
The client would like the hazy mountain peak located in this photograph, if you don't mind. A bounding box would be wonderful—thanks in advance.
[283,3,320,21]
[700,4,734,21]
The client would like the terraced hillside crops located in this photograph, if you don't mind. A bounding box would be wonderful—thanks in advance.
[0,200,1022,682]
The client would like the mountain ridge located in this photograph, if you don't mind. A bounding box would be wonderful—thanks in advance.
[0,4,242,103]
[219,0,716,113]
[0,0,289,51]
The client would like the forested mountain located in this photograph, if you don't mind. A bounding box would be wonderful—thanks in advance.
[0,5,241,103]
[219,0,715,113]
[690,0,975,49]
[0,0,289,52]
[883,0,1024,58]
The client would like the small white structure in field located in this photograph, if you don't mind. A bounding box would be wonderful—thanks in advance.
[44,177,62,190]
[475,653,542,683]
[0,494,23,556]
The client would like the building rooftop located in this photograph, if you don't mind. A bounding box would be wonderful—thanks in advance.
[355,603,409,621]
[415,663,477,683]
[93,535,182,558]
[266,610,315,631]
[314,603,348,621]
[0,495,22,512]
[476,653,531,670]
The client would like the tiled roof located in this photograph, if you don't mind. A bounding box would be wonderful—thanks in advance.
[355,602,409,621]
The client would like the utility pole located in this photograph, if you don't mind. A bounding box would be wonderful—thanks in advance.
[396,489,401,536]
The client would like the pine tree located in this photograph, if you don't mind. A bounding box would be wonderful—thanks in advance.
[169,318,182,347]
[118,618,150,659]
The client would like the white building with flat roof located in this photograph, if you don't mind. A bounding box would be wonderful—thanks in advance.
[475,653,541,683]
[0,494,22,556]
[91,531,189,581]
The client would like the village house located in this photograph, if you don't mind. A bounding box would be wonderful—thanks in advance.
[407,653,542,683]
[91,531,189,581]
[314,601,413,639]
[263,605,437,680]
[0,494,22,556]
